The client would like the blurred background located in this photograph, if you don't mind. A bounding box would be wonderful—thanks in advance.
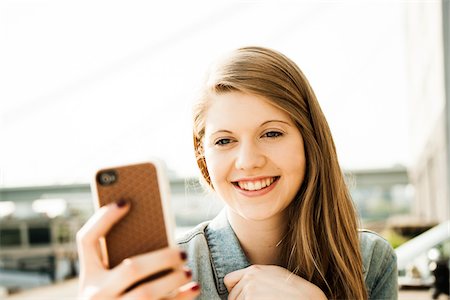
[0,0,449,299]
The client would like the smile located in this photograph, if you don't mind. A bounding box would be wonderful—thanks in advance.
[232,176,280,191]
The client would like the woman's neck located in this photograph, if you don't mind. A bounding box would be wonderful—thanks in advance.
[226,208,287,266]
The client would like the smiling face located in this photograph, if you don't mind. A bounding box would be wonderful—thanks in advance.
[203,91,306,222]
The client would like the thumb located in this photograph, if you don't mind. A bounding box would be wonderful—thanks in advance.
[224,268,246,292]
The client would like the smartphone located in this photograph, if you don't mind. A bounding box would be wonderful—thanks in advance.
[92,160,175,269]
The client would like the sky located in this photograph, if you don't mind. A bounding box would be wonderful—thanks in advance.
[0,0,410,187]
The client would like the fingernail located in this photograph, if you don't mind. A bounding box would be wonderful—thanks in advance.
[180,251,187,261]
[185,269,192,278]
[191,283,200,291]
[116,199,128,208]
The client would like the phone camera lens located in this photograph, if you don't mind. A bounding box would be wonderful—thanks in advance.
[97,170,117,186]
[101,174,112,183]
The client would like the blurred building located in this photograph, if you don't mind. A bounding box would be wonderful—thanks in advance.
[405,0,450,223]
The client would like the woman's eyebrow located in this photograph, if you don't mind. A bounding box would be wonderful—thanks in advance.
[210,129,233,136]
[210,120,291,136]
[260,120,292,127]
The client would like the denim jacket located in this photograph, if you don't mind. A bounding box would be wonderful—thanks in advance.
[177,210,398,300]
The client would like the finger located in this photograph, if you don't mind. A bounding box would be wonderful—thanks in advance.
[224,266,251,292]
[77,200,130,269]
[227,276,245,300]
[120,268,193,300]
[226,265,266,300]
[171,282,201,300]
[106,248,189,295]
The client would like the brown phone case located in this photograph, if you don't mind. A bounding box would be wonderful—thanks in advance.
[92,161,174,269]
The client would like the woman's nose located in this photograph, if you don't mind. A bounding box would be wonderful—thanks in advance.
[234,141,266,170]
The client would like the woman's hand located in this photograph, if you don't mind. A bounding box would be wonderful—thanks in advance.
[77,200,200,300]
[224,265,327,300]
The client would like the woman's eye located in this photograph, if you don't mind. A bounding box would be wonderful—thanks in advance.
[215,138,232,146]
[263,131,283,138]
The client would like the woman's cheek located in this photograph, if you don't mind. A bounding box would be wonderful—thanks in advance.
[205,151,221,183]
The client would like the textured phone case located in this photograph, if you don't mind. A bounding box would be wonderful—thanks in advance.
[94,162,170,269]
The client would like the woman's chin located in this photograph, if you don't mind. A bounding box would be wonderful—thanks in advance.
[235,207,280,222]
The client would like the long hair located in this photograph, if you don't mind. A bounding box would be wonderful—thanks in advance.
[192,46,367,300]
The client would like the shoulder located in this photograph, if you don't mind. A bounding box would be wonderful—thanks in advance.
[176,222,211,275]
[176,221,221,297]
[359,230,395,255]
[176,221,210,249]
[176,220,215,268]
[359,229,396,265]
[359,230,398,299]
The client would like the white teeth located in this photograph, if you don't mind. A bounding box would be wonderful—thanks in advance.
[255,181,262,190]
[248,182,255,190]
[236,177,277,191]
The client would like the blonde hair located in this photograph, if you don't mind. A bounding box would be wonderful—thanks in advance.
[193,46,367,299]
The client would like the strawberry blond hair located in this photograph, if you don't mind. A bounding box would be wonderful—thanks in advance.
[193,46,367,299]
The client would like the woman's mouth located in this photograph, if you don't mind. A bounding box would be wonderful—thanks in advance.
[232,176,280,191]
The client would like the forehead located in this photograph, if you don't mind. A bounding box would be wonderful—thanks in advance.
[204,92,292,131]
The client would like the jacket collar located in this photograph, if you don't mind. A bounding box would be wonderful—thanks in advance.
[204,210,368,294]
[205,209,251,296]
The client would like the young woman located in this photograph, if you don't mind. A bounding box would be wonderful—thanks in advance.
[77,47,397,299]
